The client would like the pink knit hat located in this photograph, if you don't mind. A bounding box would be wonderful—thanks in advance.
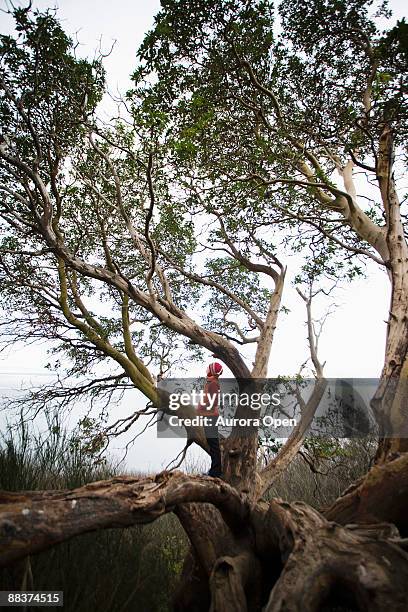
[207,362,223,377]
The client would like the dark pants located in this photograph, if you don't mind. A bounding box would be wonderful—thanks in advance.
[204,416,222,477]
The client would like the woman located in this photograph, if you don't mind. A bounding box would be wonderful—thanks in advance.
[197,362,223,477]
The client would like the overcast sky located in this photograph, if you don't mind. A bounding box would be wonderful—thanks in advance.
[0,0,406,472]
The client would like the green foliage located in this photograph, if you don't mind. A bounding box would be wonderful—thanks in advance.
[134,0,407,285]
[0,6,209,402]
[203,256,270,336]
[279,0,407,147]
[0,8,104,159]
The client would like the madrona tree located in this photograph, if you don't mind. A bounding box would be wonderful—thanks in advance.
[136,0,408,460]
[1,4,408,610]
[0,6,290,492]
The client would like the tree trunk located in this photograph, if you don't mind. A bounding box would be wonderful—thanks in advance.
[221,378,264,497]
[221,431,260,497]
[252,271,285,379]
[324,451,408,535]
[372,123,408,461]
[372,263,408,459]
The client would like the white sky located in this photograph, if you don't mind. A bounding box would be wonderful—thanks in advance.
[0,0,406,472]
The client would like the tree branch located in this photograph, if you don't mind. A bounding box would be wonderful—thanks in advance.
[0,471,250,567]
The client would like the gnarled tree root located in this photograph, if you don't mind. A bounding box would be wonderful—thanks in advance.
[0,472,249,567]
[2,466,408,610]
[209,552,262,612]
[253,500,408,611]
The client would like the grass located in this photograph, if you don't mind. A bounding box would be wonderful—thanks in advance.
[266,437,376,508]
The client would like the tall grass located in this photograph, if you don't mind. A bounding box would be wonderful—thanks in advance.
[267,437,376,508]
[0,419,187,612]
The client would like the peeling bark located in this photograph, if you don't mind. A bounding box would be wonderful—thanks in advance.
[0,472,249,568]
[221,431,260,497]
[209,552,262,612]
[221,380,264,497]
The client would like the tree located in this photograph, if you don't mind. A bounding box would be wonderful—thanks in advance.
[135,0,408,459]
[1,4,408,610]
[0,6,287,490]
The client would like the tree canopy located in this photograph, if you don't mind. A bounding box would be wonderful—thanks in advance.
[1,3,408,608]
